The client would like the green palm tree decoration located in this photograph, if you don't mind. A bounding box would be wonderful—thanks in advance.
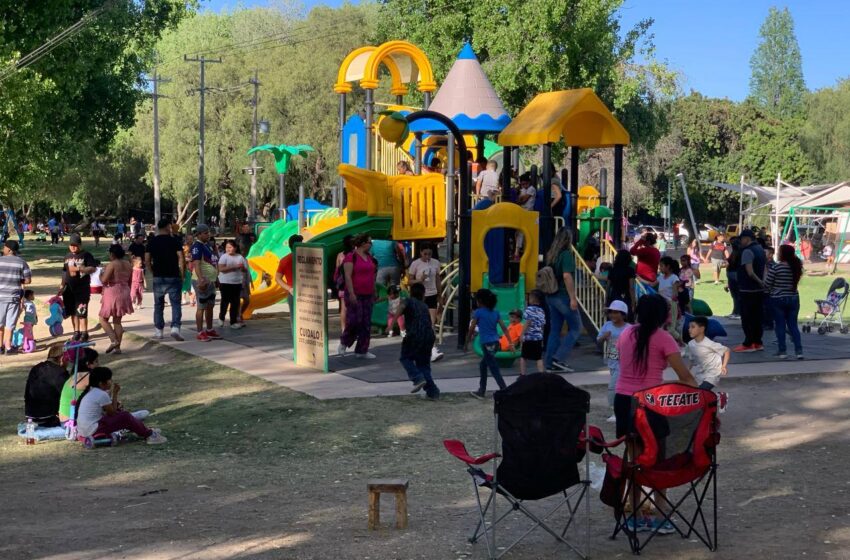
[247,143,314,174]
[247,144,314,220]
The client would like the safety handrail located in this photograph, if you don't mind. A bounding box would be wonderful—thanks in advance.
[570,245,607,333]
[436,259,460,343]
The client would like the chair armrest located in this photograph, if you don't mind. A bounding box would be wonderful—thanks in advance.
[444,439,500,465]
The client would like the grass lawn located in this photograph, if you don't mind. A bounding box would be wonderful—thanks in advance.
[693,264,842,321]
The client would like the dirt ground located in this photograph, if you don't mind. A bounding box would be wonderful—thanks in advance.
[2,240,850,559]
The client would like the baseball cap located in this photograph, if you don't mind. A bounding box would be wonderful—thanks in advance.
[739,229,755,240]
[605,300,629,315]
[195,224,210,234]
[4,240,19,253]
[69,233,82,246]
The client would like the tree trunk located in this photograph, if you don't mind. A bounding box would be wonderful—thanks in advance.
[219,193,227,232]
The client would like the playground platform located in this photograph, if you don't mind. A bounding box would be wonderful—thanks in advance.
[116,291,850,400]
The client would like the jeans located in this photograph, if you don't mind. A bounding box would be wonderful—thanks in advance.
[771,295,802,354]
[479,342,506,393]
[219,283,242,325]
[153,277,182,330]
[400,354,440,398]
[740,290,764,346]
[607,361,620,408]
[726,271,740,315]
[544,293,582,367]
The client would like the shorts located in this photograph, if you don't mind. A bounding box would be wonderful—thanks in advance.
[192,281,217,309]
[424,294,439,309]
[63,289,90,319]
[376,266,401,287]
[521,339,543,360]
[710,258,725,272]
[1,301,20,329]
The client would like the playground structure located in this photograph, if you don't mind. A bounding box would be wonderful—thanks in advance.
[243,39,628,360]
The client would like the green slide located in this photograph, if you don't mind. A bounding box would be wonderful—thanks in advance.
[248,219,301,261]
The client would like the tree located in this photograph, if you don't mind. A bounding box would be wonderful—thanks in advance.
[801,80,850,182]
[0,0,192,205]
[749,7,805,118]
[375,0,678,149]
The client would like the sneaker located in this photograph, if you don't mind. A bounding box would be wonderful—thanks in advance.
[606,414,617,423]
[775,352,787,359]
[146,430,167,445]
[470,390,485,400]
[549,360,575,373]
[196,331,211,342]
[230,323,244,330]
[387,332,395,338]
[796,353,804,360]
[354,352,377,359]
[752,343,764,351]
[400,330,407,338]
[337,343,347,357]
[625,516,651,533]
[651,518,676,535]
[80,331,89,342]
[726,314,740,319]
[217,319,225,328]
[717,391,729,413]
[170,329,184,342]
[206,329,222,340]
[732,344,756,353]
[431,347,444,362]
[72,331,81,342]
[153,329,164,340]
[410,380,427,394]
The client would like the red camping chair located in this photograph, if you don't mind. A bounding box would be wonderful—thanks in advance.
[443,374,600,559]
[601,382,720,554]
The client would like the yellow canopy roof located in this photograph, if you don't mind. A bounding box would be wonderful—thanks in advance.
[498,89,630,148]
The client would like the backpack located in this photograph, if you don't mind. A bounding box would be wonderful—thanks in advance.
[536,265,559,295]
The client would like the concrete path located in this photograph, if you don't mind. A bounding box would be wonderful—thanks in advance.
[108,289,850,400]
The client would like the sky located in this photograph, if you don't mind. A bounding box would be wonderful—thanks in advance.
[203,0,850,100]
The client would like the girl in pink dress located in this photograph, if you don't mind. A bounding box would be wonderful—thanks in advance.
[99,244,134,354]
[130,256,145,308]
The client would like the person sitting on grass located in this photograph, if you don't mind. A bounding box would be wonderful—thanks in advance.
[395,283,440,400]
[58,347,99,423]
[518,290,546,375]
[75,367,166,445]
[465,288,514,399]
[24,343,69,427]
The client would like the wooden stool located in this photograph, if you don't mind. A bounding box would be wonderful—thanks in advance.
[367,478,409,530]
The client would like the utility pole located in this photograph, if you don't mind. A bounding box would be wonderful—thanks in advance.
[184,54,222,226]
[248,70,260,222]
[145,71,170,226]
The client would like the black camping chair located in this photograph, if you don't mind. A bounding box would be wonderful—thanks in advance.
[444,374,596,559]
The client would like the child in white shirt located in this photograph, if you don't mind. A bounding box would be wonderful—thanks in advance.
[685,317,730,390]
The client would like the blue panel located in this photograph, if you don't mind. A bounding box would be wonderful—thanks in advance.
[342,114,367,169]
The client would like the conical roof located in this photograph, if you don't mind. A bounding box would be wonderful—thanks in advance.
[410,43,511,134]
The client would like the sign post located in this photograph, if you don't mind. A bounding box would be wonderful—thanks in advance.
[292,243,328,372]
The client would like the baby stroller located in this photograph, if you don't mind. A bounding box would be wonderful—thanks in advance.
[803,277,849,334]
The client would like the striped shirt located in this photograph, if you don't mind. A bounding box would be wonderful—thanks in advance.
[0,255,31,303]
[764,261,798,297]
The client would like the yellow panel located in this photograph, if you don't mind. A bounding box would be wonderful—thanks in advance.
[334,46,407,95]
[360,40,437,93]
[497,88,630,148]
[577,185,601,215]
[391,173,446,240]
[470,203,539,292]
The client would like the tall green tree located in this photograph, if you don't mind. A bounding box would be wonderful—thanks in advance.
[0,0,193,206]
[801,79,850,182]
[748,6,805,117]
[374,0,678,150]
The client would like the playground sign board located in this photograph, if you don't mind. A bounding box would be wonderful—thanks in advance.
[293,243,329,372]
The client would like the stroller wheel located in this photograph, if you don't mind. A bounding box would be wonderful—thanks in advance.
[818,326,827,335]
[842,327,849,335]
[803,325,810,333]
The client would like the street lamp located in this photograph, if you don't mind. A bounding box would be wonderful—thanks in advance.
[258,118,270,135]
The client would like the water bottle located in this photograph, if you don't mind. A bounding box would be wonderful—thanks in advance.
[25,417,35,445]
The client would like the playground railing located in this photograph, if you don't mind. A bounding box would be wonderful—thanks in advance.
[571,245,607,334]
[600,239,618,267]
[374,129,413,176]
[437,259,460,344]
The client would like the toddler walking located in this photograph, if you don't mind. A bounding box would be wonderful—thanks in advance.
[597,300,629,422]
[518,290,546,375]
[130,257,145,308]
[465,289,514,399]
[385,285,405,337]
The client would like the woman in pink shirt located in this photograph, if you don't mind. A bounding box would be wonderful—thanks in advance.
[338,234,378,359]
[615,293,696,532]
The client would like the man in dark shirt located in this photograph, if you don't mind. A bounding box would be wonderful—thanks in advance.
[238,223,256,256]
[734,230,766,353]
[24,343,69,427]
[60,234,96,341]
[128,234,146,261]
[145,218,186,341]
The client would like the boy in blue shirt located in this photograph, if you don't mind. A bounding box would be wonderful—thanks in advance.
[464,289,514,399]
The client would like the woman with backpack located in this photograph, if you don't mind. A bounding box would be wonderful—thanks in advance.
[337,234,378,359]
[540,228,581,373]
